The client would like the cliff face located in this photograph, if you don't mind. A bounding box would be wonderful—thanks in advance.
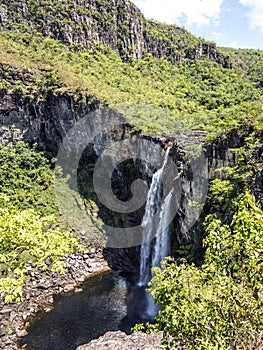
[0,1,261,255]
[0,85,101,149]
[0,0,230,66]
[0,0,144,58]
[3,74,259,276]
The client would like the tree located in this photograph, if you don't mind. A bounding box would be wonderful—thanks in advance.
[142,192,263,349]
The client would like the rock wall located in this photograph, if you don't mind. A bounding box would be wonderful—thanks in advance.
[1,87,261,275]
[0,89,101,149]
[0,0,230,66]
[0,85,207,274]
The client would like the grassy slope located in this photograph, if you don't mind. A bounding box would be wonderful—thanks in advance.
[0,30,263,137]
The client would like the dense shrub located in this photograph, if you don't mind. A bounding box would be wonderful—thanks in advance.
[136,192,263,349]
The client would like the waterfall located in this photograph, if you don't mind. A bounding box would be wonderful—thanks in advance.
[151,191,172,269]
[138,147,171,287]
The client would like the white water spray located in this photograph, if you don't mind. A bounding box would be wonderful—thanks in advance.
[138,147,172,287]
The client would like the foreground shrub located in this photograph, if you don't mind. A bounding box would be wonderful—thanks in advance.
[139,193,263,349]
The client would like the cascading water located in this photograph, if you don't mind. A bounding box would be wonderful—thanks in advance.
[22,147,175,348]
[138,147,172,288]
[151,190,172,269]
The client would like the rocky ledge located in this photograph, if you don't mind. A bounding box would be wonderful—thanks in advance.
[77,331,186,350]
[0,246,109,350]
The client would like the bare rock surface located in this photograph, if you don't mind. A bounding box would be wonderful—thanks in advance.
[0,247,109,350]
[77,331,165,350]
[77,331,187,350]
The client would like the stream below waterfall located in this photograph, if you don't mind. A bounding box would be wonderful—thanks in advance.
[19,270,156,350]
[20,147,173,350]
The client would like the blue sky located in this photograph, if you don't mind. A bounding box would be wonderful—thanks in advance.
[133,0,263,50]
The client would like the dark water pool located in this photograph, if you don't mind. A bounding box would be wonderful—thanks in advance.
[19,270,155,350]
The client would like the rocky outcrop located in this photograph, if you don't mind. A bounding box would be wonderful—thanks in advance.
[0,80,207,277]
[253,168,263,200]
[143,22,231,67]
[77,331,164,350]
[205,129,263,179]
[253,134,263,200]
[0,246,109,350]
[0,0,230,66]
[1,83,261,274]
[0,88,101,149]
[77,331,186,350]
[185,42,230,67]
[0,0,142,60]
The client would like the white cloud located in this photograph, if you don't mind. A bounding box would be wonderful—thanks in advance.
[212,31,223,40]
[239,0,263,32]
[133,0,224,26]
[227,40,238,48]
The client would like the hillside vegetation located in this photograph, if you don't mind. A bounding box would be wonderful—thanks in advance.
[0,142,80,303]
[0,0,262,348]
[0,29,263,136]
[0,0,263,136]
[135,136,263,349]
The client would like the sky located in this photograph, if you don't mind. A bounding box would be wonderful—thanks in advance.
[132,0,263,50]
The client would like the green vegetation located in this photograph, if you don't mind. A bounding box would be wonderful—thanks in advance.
[0,0,121,49]
[0,1,263,136]
[143,19,200,60]
[209,134,262,211]
[220,47,263,88]
[134,139,263,349]
[0,30,263,136]
[0,142,80,303]
[0,141,56,214]
[0,203,79,303]
[0,0,263,137]
[0,0,145,58]
[0,4,262,349]
[138,192,263,349]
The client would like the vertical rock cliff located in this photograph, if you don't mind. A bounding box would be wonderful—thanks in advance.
[0,0,230,65]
